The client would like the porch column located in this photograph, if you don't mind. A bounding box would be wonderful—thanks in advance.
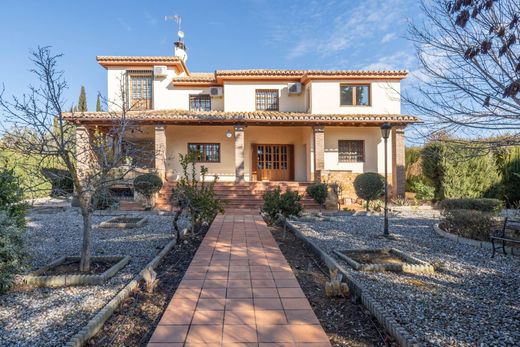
[313,125,325,182]
[234,124,245,182]
[391,126,406,197]
[75,124,96,183]
[155,124,167,180]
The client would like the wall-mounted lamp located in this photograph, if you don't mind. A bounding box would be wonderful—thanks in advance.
[226,129,233,138]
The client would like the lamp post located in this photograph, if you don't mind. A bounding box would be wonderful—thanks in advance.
[380,122,392,237]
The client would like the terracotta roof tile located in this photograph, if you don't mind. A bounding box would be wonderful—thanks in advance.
[96,56,182,63]
[64,109,419,125]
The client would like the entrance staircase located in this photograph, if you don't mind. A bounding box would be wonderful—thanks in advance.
[155,181,320,211]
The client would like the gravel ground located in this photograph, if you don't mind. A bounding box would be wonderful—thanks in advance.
[292,210,520,347]
[0,207,173,347]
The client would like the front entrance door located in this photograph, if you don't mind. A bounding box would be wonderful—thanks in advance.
[252,144,294,181]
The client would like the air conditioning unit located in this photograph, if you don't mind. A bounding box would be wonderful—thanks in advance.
[288,82,302,95]
[209,87,223,97]
[153,65,167,77]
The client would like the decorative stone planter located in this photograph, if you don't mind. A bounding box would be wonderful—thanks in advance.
[99,216,147,228]
[334,248,434,274]
[16,255,130,288]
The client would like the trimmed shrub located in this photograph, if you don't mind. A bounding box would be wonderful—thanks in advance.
[422,141,500,200]
[0,212,26,293]
[353,172,385,211]
[134,173,163,198]
[134,173,163,209]
[441,209,497,241]
[91,187,116,210]
[439,198,502,213]
[262,188,303,220]
[41,168,73,197]
[0,168,28,228]
[306,183,328,210]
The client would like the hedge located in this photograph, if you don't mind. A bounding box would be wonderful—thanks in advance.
[439,198,503,213]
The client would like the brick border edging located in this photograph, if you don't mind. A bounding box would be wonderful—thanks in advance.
[65,238,177,347]
[433,223,514,254]
[15,256,130,288]
[333,248,435,274]
[271,214,421,347]
[99,216,148,228]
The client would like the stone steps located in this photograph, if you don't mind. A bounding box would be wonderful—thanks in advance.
[155,181,319,210]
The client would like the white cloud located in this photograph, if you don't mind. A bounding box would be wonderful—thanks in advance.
[363,51,417,71]
[381,33,398,44]
[117,17,132,32]
[257,0,415,62]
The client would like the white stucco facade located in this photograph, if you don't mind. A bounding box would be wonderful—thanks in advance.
[95,57,409,195]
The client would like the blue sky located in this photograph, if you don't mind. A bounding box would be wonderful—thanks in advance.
[0,0,421,111]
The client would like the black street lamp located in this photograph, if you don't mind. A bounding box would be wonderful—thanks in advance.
[380,122,392,237]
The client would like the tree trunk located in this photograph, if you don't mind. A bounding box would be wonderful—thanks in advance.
[78,194,93,272]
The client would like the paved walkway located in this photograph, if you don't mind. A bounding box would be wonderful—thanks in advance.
[148,213,331,346]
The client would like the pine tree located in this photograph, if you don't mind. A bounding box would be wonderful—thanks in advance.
[96,94,102,112]
[78,86,87,112]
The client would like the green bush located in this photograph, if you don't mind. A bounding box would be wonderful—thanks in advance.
[422,141,500,200]
[134,173,163,209]
[441,209,497,241]
[408,178,435,200]
[439,198,502,213]
[91,187,116,210]
[493,146,520,206]
[0,212,26,293]
[306,183,328,210]
[0,168,28,227]
[133,173,163,198]
[41,168,73,197]
[353,172,385,211]
[262,187,303,220]
[171,153,224,238]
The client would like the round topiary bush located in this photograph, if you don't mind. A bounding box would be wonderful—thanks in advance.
[133,174,163,209]
[353,172,385,211]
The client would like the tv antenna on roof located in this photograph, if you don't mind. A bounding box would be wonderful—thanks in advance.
[165,14,183,39]
[165,14,188,62]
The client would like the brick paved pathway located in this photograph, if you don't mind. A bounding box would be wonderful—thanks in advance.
[148,213,331,346]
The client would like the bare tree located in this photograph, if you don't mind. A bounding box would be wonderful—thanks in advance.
[0,47,152,271]
[407,0,520,147]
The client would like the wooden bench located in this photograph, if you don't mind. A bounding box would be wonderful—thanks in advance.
[491,217,520,257]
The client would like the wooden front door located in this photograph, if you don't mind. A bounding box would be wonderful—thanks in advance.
[252,144,294,181]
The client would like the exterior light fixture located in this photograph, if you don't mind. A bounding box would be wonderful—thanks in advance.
[380,122,392,237]
[226,129,233,138]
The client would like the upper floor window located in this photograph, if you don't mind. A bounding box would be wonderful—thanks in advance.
[256,89,279,111]
[128,71,153,110]
[188,143,221,163]
[189,94,211,111]
[340,84,370,106]
[338,140,365,162]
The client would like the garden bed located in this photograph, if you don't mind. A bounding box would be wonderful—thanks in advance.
[99,216,147,228]
[16,255,130,288]
[290,209,520,346]
[85,228,207,346]
[270,225,394,346]
[0,208,172,347]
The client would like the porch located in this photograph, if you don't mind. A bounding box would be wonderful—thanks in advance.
[125,124,404,192]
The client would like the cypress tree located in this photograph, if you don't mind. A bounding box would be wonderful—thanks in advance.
[78,86,87,112]
[96,94,102,112]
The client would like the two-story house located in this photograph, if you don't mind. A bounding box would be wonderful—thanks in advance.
[66,36,417,209]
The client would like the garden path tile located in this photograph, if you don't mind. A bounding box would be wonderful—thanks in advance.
[147,213,330,346]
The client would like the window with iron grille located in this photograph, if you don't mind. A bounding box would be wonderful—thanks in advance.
[189,94,211,111]
[188,143,220,163]
[338,140,365,162]
[255,89,279,111]
[128,70,153,110]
